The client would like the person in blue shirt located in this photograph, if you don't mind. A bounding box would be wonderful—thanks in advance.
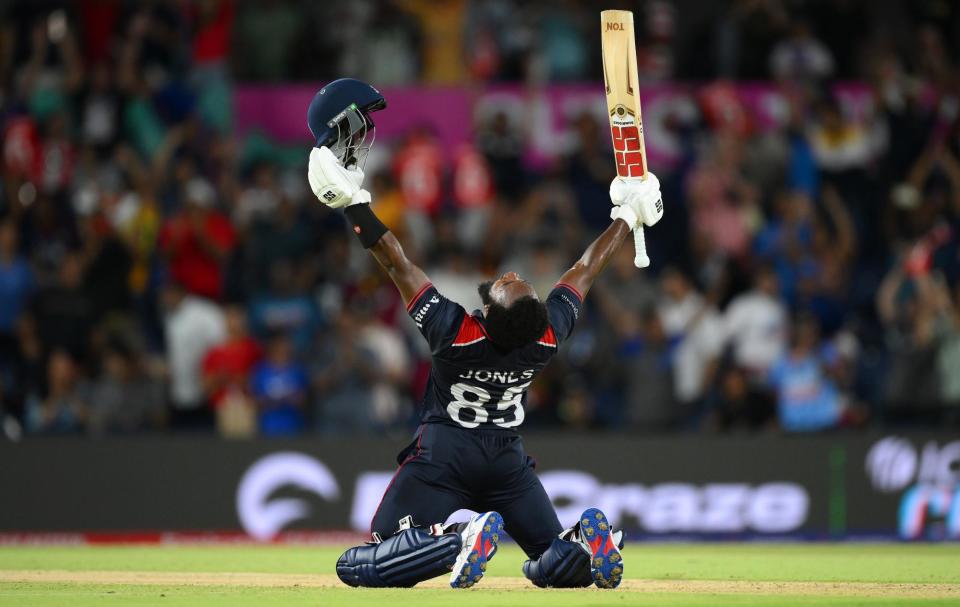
[250,331,308,436]
[0,220,35,404]
[0,220,34,339]
[767,313,847,432]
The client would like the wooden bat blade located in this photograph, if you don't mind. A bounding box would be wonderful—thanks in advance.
[602,9,651,268]
[600,9,647,180]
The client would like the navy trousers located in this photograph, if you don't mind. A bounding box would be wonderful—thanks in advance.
[370,423,563,559]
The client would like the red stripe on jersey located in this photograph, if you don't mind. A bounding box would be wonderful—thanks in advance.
[452,314,487,347]
[554,281,583,302]
[537,325,558,347]
[406,282,434,312]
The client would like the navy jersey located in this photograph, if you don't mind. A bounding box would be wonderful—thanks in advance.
[406,281,583,431]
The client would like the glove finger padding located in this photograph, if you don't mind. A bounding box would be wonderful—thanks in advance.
[609,173,663,227]
[308,146,356,209]
[608,177,632,206]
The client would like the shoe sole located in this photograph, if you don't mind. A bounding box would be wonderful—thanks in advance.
[450,512,503,589]
[580,507,623,589]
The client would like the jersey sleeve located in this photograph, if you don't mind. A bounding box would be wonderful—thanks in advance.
[544,282,584,345]
[407,283,466,355]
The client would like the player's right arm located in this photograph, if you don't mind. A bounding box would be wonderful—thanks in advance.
[307,146,430,305]
[366,230,430,306]
[557,173,663,298]
[307,146,465,354]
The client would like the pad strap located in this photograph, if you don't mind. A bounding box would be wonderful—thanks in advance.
[344,203,388,248]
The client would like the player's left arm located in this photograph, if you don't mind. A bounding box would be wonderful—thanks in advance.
[557,173,663,299]
[556,219,632,300]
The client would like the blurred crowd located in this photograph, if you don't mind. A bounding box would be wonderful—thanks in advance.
[0,0,959,438]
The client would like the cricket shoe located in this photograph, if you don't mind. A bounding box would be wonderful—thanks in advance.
[449,511,503,589]
[576,507,623,589]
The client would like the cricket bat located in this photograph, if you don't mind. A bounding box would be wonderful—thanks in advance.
[601,9,650,268]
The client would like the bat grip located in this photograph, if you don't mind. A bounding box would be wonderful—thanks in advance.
[633,225,650,268]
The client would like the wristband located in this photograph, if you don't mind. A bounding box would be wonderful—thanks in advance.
[344,203,388,248]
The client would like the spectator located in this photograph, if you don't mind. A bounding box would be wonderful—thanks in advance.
[619,307,677,429]
[354,305,412,430]
[31,252,96,363]
[232,0,301,81]
[162,281,226,429]
[451,143,495,252]
[594,288,676,429]
[808,96,878,175]
[768,313,852,432]
[476,111,526,202]
[754,190,817,307]
[724,266,789,378]
[564,112,616,231]
[769,19,835,84]
[251,331,308,436]
[400,0,467,84]
[25,349,87,434]
[658,267,725,411]
[159,177,237,301]
[711,364,775,432]
[248,260,322,354]
[233,162,279,231]
[202,305,262,436]
[313,309,379,434]
[243,178,315,295]
[342,0,422,86]
[20,194,80,286]
[938,283,960,411]
[86,342,165,436]
[0,221,34,365]
[878,267,951,420]
[686,132,760,259]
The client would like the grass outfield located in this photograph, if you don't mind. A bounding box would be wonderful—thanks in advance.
[1,544,959,606]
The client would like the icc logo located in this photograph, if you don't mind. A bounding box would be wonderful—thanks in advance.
[605,22,624,31]
[865,437,960,539]
[865,436,917,492]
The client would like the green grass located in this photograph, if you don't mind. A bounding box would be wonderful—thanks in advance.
[1,583,951,607]
[1,544,959,607]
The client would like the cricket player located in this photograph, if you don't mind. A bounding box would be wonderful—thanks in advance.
[306,79,663,590]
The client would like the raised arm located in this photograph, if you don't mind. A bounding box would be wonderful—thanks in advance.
[306,146,431,305]
[365,227,430,305]
[557,219,632,299]
[558,172,664,298]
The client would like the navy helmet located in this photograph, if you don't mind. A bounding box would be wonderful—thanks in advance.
[307,78,386,167]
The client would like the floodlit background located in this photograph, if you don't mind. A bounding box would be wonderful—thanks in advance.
[0,0,958,541]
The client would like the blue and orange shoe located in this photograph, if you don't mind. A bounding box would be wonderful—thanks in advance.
[449,511,503,589]
[578,507,623,589]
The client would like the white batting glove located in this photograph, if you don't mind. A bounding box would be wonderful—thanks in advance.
[609,173,663,229]
[307,146,371,209]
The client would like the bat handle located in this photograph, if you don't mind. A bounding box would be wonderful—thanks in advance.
[633,225,650,268]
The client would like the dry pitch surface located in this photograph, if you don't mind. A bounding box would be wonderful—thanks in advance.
[1,544,959,606]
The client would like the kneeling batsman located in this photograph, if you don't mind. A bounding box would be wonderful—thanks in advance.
[308,107,662,592]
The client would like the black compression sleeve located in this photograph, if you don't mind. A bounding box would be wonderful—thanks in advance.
[343,204,388,248]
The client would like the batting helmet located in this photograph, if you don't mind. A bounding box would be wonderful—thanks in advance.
[307,78,386,167]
